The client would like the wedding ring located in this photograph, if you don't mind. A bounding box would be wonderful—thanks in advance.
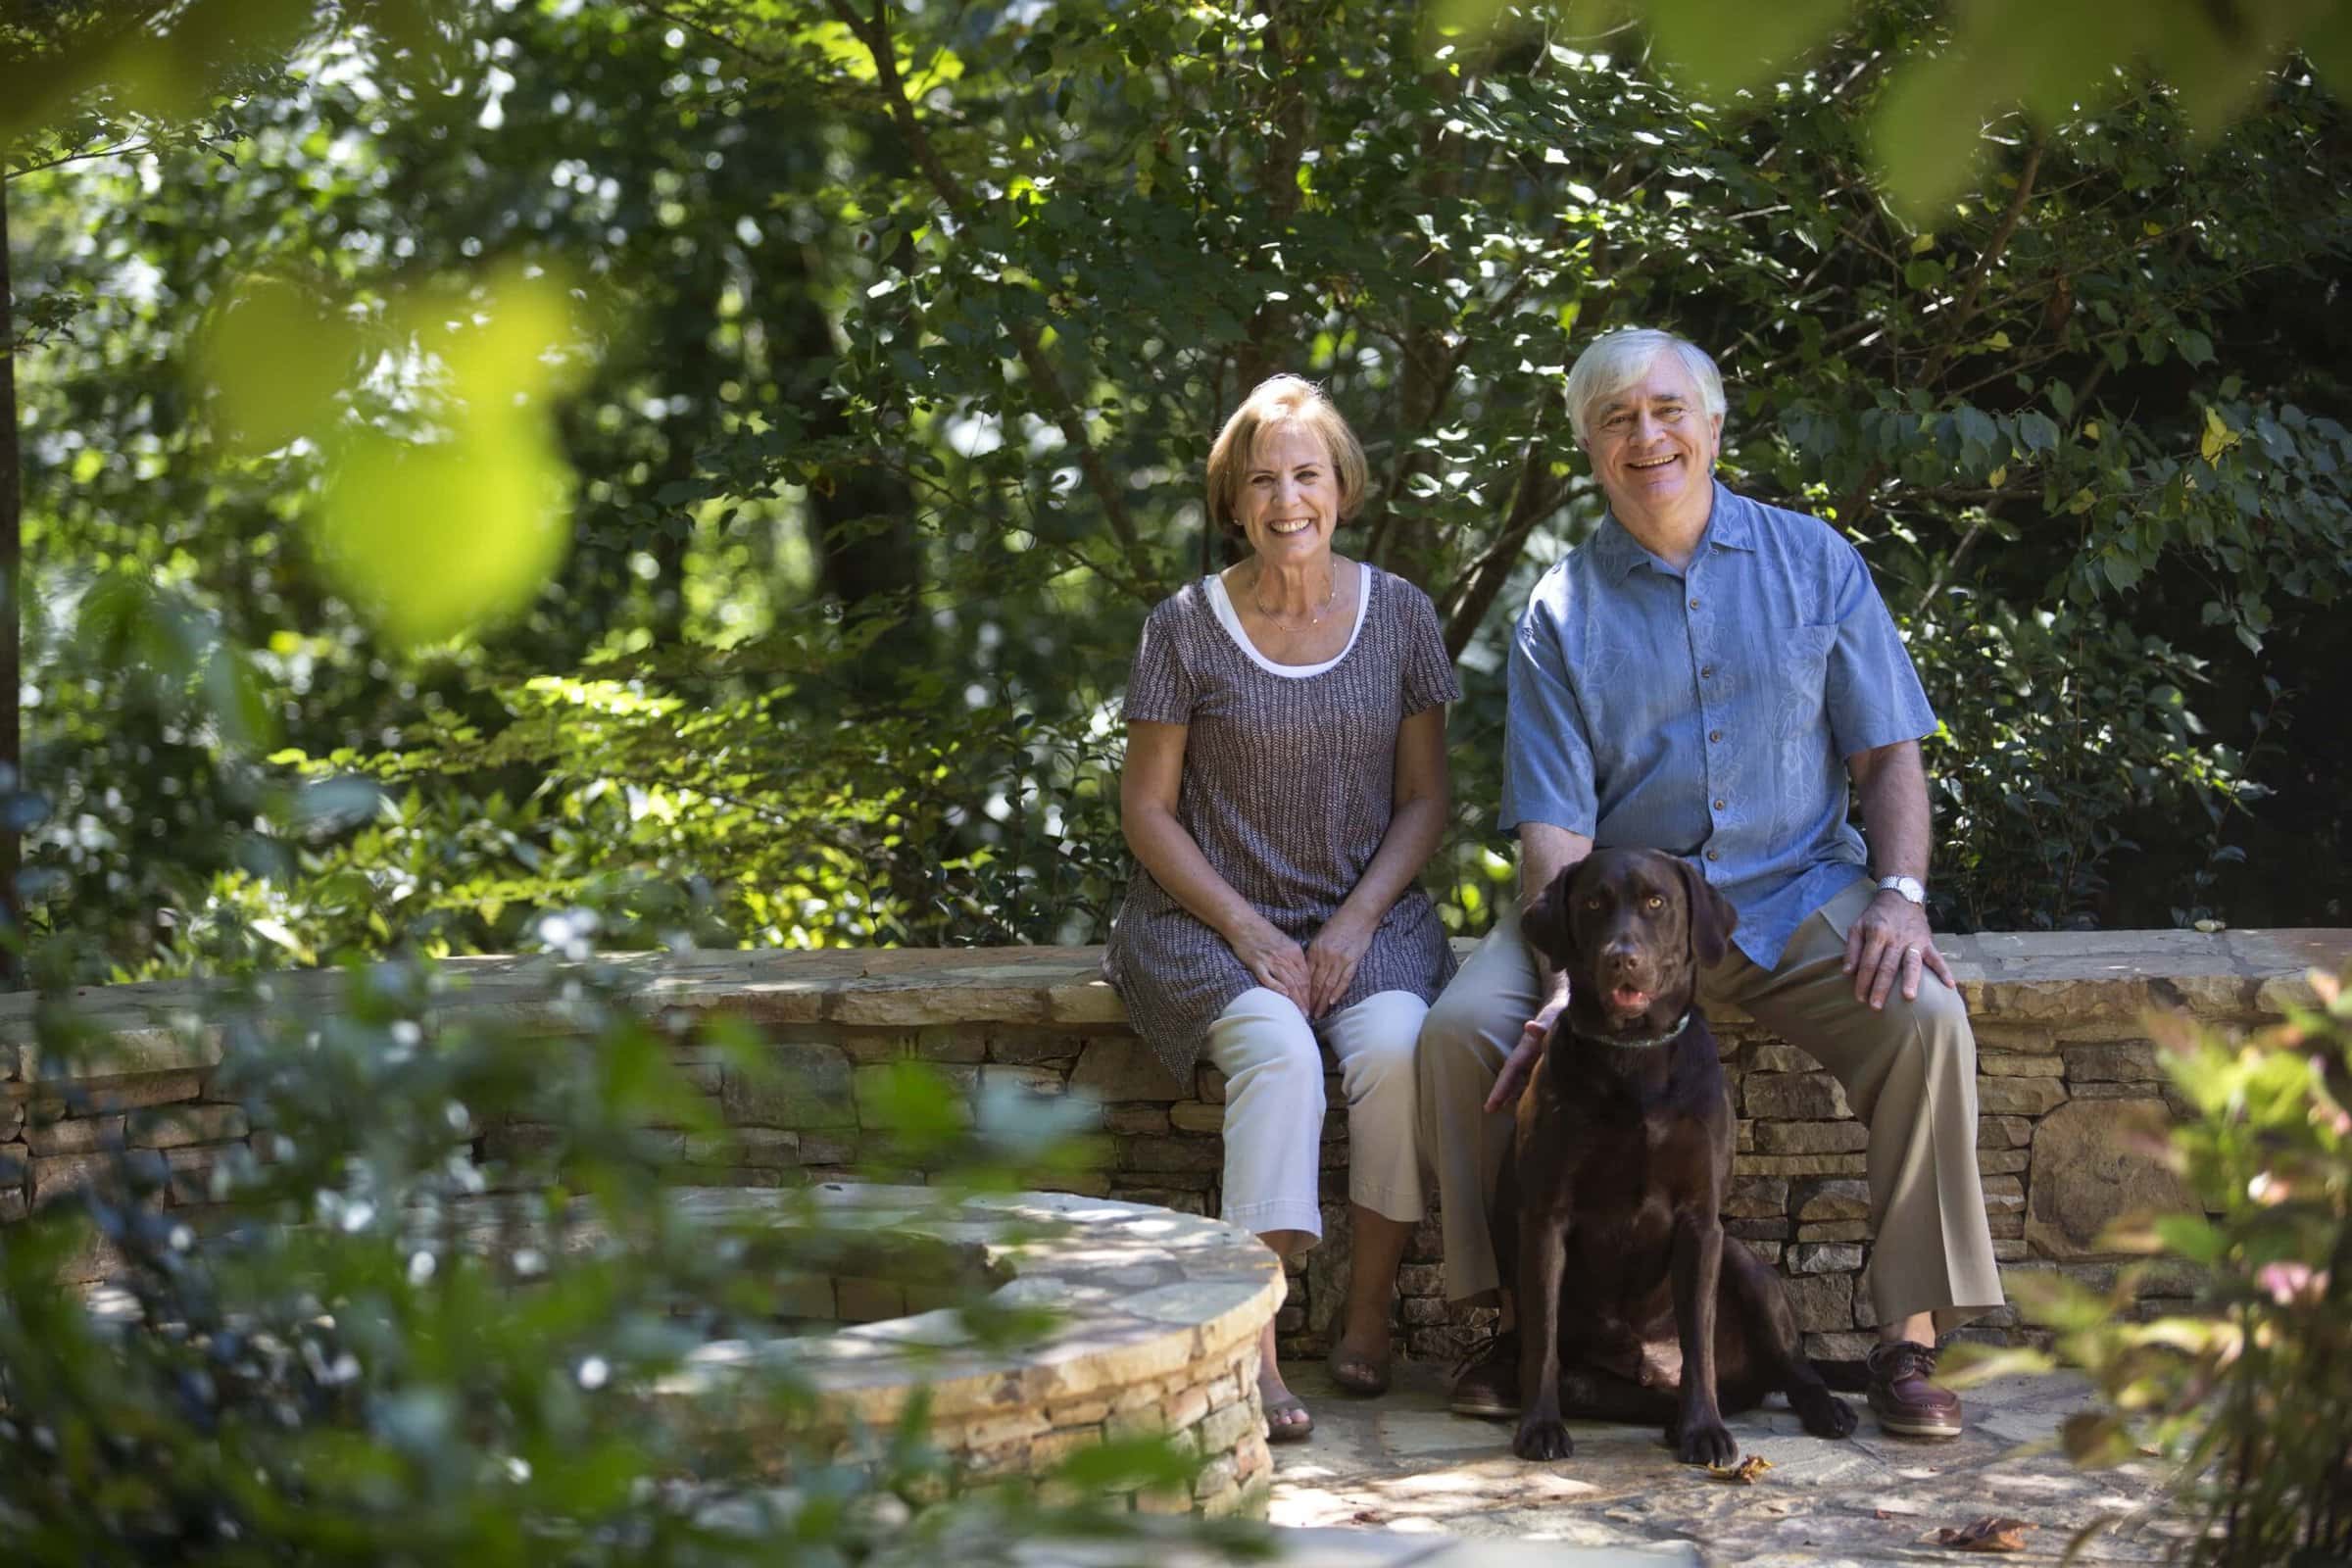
[1904,946,1922,959]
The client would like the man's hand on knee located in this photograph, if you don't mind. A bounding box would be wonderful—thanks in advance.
[1841,892,1954,1008]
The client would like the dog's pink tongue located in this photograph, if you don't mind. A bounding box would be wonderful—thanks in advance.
[1610,986,1651,1012]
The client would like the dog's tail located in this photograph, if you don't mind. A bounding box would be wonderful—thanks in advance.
[1812,1357,1870,1393]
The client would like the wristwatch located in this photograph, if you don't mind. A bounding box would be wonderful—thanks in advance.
[1877,874,1927,906]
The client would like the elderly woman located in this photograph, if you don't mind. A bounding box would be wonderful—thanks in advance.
[1103,374,1459,1443]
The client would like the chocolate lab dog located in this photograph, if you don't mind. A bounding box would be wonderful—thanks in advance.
[1496,848,1857,1464]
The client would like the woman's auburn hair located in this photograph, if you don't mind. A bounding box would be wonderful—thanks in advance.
[1204,374,1371,537]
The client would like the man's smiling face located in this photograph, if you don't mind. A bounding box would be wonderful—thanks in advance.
[1584,350,1724,521]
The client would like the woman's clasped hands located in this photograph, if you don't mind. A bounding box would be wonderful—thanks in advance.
[1231,910,1373,1019]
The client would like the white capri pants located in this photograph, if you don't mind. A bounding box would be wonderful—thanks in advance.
[1204,987,1428,1241]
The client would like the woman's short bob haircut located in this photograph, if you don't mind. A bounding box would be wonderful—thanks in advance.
[1205,374,1371,538]
[1564,328,1728,447]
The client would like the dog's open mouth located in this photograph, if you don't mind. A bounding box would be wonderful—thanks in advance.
[1607,985,1653,1017]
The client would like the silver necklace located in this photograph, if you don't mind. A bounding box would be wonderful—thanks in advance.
[1251,564,1338,632]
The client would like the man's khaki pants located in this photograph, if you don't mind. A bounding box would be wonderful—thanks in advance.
[1416,878,2004,1335]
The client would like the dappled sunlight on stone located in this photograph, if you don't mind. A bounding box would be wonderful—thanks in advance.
[1264,1360,2189,1563]
[994,1275,1119,1309]
[1376,1408,1518,1458]
[839,1309,978,1348]
[1122,1278,1265,1324]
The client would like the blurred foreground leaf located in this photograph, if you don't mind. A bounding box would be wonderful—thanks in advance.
[197,274,362,457]
[199,266,580,649]
[1428,0,2351,219]
[0,0,460,148]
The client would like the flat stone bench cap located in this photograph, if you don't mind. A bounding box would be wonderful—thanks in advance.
[5,931,2347,1081]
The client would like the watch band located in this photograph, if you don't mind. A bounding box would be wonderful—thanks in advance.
[1877,874,1927,906]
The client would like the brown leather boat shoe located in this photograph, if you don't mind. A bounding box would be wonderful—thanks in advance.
[1866,1338,1964,1439]
[1447,1327,1521,1419]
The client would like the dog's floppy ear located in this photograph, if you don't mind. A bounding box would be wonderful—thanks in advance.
[1676,857,1739,969]
[1524,862,1583,969]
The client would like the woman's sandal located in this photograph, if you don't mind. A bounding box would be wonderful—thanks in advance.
[1262,1392,1315,1444]
[1326,1343,1392,1397]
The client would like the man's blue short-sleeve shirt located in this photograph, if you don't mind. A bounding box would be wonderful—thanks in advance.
[1500,481,1937,970]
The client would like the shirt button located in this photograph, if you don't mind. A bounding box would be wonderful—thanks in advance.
[1699,664,1714,678]
[1713,799,1727,811]
[1706,849,1721,861]
[1689,597,1700,610]
[1709,729,1723,743]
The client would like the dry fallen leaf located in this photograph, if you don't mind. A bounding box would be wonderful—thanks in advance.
[1932,1516,2035,1552]
[1706,1454,1773,1485]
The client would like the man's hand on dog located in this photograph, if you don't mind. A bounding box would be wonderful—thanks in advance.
[1485,988,1568,1112]
[1842,890,1955,1009]
[1231,918,1314,1013]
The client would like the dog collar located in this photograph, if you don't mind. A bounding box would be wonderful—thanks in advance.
[1576,1009,1694,1054]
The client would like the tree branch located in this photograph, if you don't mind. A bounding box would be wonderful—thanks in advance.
[621,1,785,68]
[1921,136,2043,386]
[1442,417,1562,659]
[0,184,21,985]
[1235,13,1304,396]
[3,139,154,180]
[1912,504,1999,622]
[823,0,1151,587]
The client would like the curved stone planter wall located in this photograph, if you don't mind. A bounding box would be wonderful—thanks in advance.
[449,1184,1284,1516]
[6,928,2347,1363]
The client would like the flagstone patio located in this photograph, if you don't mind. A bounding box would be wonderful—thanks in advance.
[1246,1358,2197,1566]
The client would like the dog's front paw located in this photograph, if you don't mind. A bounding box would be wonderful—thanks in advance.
[1670,1414,1739,1467]
[1512,1414,1575,1462]
[1794,1386,1858,1440]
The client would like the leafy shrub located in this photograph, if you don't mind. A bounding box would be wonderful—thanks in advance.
[1952,968,2352,1567]
[1908,601,2267,932]
[257,674,1134,958]
[0,942,1233,1562]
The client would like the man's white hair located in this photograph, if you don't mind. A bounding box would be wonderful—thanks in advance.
[1565,328,1728,446]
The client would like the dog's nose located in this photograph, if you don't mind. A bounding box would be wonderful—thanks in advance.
[1599,939,1641,976]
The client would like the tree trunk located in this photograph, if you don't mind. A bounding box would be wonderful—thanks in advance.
[0,182,23,987]
[784,262,922,697]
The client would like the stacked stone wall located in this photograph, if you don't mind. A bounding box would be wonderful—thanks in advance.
[5,930,2344,1363]
[589,1187,1281,1517]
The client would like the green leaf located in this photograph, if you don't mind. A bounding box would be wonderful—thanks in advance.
[2149,1212,2226,1265]
[1644,0,1855,95]
[1051,1434,1201,1492]
[2060,1410,2139,1466]
[198,275,363,457]
[1870,51,2003,223]
[312,270,580,649]
[862,1060,966,1145]
[1936,1343,2057,1388]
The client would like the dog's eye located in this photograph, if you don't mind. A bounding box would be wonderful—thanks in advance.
[1645,895,1665,910]
[1584,897,1602,911]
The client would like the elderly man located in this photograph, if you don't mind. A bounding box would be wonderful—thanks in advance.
[1417,327,2002,1440]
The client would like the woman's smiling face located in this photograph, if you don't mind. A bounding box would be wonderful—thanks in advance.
[1237,420,1342,566]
